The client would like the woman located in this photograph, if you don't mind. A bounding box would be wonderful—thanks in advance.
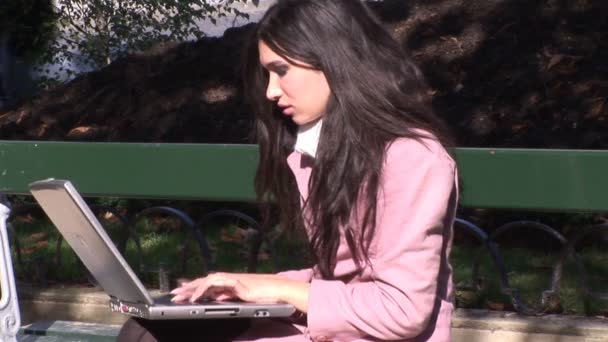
[118,0,458,341]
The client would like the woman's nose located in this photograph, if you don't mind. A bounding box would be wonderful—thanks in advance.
[266,75,282,101]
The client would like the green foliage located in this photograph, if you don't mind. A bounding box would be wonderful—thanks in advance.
[0,0,58,62]
[36,0,249,85]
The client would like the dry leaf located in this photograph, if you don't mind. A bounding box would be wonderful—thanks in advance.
[34,240,49,249]
[573,82,593,95]
[21,247,36,256]
[220,229,244,243]
[547,54,564,70]
[24,232,47,244]
[486,300,505,311]
[590,99,605,118]
[14,214,36,224]
[258,252,270,261]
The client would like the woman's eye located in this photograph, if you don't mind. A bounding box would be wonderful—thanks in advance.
[275,66,288,77]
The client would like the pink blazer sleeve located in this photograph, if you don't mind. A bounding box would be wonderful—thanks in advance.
[276,268,314,282]
[306,139,457,341]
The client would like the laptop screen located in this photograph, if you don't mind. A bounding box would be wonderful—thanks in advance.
[29,179,154,305]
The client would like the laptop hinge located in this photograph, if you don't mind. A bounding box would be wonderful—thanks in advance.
[109,297,149,318]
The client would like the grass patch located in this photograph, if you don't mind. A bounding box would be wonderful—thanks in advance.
[451,242,608,315]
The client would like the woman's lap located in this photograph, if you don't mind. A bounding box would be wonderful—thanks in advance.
[116,317,251,342]
[117,317,306,342]
[235,318,307,342]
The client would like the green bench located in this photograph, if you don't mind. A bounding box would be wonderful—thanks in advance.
[0,141,606,340]
[0,142,604,210]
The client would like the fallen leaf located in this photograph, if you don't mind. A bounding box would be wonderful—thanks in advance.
[486,300,505,311]
[34,241,49,249]
[589,99,605,118]
[573,82,593,95]
[258,252,270,261]
[24,232,48,244]
[220,229,244,243]
[547,54,564,70]
[14,214,36,224]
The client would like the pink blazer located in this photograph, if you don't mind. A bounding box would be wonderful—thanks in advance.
[238,136,458,342]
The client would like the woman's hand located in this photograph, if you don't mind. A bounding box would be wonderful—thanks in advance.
[170,273,283,303]
[169,272,310,312]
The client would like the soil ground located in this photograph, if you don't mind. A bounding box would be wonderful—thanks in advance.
[0,0,606,148]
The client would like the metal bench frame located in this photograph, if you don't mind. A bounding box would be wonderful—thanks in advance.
[1,199,20,342]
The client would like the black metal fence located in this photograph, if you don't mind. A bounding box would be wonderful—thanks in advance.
[6,198,607,316]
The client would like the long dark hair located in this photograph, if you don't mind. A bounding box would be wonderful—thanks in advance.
[243,0,452,279]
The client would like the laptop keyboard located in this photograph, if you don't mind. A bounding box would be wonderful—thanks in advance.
[153,294,222,305]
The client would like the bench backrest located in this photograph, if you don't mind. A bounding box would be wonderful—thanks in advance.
[0,141,607,212]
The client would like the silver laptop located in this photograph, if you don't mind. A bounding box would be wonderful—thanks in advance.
[29,178,296,320]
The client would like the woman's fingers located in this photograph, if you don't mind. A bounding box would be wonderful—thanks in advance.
[170,294,188,303]
[189,275,239,303]
[187,278,212,302]
[169,273,278,304]
[170,286,193,298]
[214,293,235,301]
[170,277,205,301]
[169,287,186,295]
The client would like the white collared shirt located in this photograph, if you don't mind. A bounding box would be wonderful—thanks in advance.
[294,119,322,158]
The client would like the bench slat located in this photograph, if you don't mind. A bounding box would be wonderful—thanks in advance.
[454,148,608,212]
[0,141,258,202]
[0,141,606,212]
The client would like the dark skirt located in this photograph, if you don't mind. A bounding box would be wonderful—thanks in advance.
[116,317,252,342]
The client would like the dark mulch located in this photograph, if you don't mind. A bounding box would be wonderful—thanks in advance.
[0,0,606,148]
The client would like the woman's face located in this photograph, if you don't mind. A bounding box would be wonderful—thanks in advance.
[259,41,331,126]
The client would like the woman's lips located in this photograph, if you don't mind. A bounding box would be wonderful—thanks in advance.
[280,106,294,115]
